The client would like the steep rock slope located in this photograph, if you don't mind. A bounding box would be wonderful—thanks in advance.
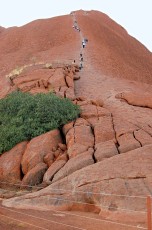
[1,10,152,222]
[76,10,152,83]
[0,14,80,98]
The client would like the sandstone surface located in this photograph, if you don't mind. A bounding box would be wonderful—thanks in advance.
[21,130,62,175]
[1,10,152,227]
[22,163,47,186]
[3,145,152,213]
[0,142,27,183]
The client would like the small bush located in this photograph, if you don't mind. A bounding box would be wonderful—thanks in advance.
[0,91,80,154]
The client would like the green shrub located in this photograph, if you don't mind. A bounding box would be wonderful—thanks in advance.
[0,91,80,154]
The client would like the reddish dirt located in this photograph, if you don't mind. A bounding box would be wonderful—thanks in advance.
[0,200,146,230]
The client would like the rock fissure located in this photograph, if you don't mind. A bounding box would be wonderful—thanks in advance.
[90,124,96,163]
[111,113,120,154]
[133,131,142,147]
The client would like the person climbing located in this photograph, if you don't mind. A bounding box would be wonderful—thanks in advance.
[79,61,83,70]
[84,38,88,43]
[80,53,83,62]
[76,27,80,32]
[82,40,86,48]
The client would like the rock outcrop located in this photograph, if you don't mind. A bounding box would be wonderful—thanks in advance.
[116,91,152,109]
[0,142,27,182]
[0,10,152,223]
[21,130,62,175]
[3,145,152,213]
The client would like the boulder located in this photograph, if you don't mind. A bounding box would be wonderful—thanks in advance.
[66,125,94,158]
[67,143,88,158]
[53,151,94,182]
[118,133,141,153]
[94,116,116,144]
[94,140,118,162]
[58,143,67,151]
[80,104,110,119]
[56,153,68,161]
[74,118,90,126]
[74,126,94,147]
[48,68,66,88]
[62,121,74,136]
[65,87,75,100]
[0,142,27,183]
[22,163,47,186]
[43,152,54,167]
[90,99,104,107]
[3,145,152,212]
[21,129,62,175]
[13,69,53,86]
[65,75,74,88]
[43,160,67,184]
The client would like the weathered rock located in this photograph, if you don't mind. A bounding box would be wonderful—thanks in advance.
[67,143,88,158]
[134,129,152,146]
[116,91,152,109]
[94,116,116,144]
[56,153,68,161]
[62,121,74,135]
[90,99,104,107]
[74,126,94,147]
[54,149,63,159]
[66,125,94,158]
[22,163,47,186]
[73,75,80,80]
[95,140,118,162]
[74,118,90,126]
[43,152,54,167]
[76,96,86,101]
[48,68,66,88]
[43,160,67,184]
[0,142,27,183]
[113,117,139,138]
[13,69,53,86]
[58,143,67,151]
[80,104,110,119]
[3,145,152,212]
[65,75,74,88]
[118,132,141,153]
[53,151,94,182]
[65,87,75,100]
[21,130,62,175]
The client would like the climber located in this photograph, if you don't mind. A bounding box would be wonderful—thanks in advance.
[80,53,83,62]
[84,38,88,43]
[82,40,86,48]
[79,61,83,70]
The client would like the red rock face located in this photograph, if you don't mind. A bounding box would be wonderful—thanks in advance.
[21,130,62,175]
[76,10,152,83]
[1,10,152,222]
[0,142,27,182]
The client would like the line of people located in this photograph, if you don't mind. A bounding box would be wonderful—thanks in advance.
[82,38,88,48]
[79,38,88,70]
[71,15,88,70]
[72,20,80,32]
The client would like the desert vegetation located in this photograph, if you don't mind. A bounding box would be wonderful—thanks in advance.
[0,91,80,154]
